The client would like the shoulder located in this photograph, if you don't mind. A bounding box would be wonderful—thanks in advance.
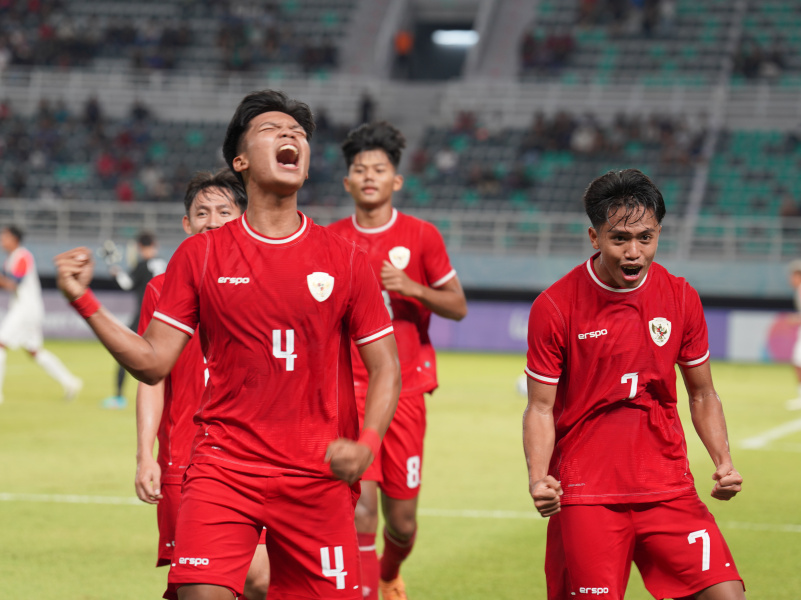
[309,221,361,260]
[327,215,354,234]
[648,261,693,295]
[147,272,166,295]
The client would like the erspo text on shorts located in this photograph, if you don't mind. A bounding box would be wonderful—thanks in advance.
[178,557,210,566]
[579,587,610,595]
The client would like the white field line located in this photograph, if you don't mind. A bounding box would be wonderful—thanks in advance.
[2,493,799,534]
[739,417,801,449]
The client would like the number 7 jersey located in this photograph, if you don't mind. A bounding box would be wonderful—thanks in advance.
[153,213,393,478]
[526,254,710,505]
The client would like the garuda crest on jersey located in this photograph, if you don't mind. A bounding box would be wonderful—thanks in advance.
[649,317,671,347]
[307,272,334,302]
[388,246,411,270]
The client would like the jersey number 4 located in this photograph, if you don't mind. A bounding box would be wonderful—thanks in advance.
[273,329,297,371]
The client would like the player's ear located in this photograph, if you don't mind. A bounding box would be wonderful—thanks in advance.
[343,176,352,194]
[588,226,600,250]
[232,154,248,173]
[393,174,404,192]
[182,215,193,235]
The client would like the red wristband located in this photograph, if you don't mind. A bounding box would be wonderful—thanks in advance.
[358,428,381,458]
[70,289,101,319]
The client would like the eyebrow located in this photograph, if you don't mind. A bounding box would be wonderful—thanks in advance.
[608,227,656,235]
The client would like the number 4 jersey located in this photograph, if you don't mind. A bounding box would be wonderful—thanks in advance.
[526,254,710,505]
[153,212,393,478]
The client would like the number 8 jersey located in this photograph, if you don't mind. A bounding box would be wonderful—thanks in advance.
[526,254,710,505]
[154,212,393,478]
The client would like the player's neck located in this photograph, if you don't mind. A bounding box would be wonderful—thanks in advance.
[354,201,394,229]
[246,194,302,239]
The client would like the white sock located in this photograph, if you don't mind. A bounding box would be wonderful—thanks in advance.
[34,349,76,389]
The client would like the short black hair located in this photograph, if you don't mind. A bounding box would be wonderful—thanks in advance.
[136,231,156,247]
[342,121,406,168]
[184,169,247,215]
[222,90,315,185]
[583,169,666,229]
[3,225,23,242]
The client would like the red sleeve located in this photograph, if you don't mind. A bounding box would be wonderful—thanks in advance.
[346,245,394,346]
[677,283,710,367]
[152,236,202,336]
[8,251,31,281]
[137,279,162,336]
[525,291,567,385]
[421,222,456,288]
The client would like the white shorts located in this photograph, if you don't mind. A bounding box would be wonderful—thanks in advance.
[0,307,43,352]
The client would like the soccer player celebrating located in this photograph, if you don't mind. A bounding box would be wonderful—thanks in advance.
[0,225,82,404]
[523,169,745,600]
[134,169,269,600]
[329,122,467,600]
[54,90,400,600]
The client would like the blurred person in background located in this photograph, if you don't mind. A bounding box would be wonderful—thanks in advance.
[103,230,166,409]
[785,259,801,410]
[0,224,81,404]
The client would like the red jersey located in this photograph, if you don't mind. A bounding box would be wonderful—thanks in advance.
[526,254,710,506]
[328,208,456,394]
[153,213,393,478]
[138,273,206,484]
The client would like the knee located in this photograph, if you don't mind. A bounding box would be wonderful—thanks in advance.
[386,510,417,541]
[355,498,379,533]
[243,570,270,600]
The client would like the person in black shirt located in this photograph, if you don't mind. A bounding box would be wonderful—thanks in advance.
[102,231,166,409]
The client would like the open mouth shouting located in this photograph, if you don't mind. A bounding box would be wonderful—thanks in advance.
[621,264,643,282]
[276,144,299,169]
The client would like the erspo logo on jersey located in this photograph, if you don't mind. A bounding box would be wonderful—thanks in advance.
[578,329,608,340]
[217,276,250,285]
[178,557,210,566]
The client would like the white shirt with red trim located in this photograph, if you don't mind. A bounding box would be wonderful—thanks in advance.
[328,208,456,395]
[526,254,709,505]
[153,213,393,478]
[3,246,44,319]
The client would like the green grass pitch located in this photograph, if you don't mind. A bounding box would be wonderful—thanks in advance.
[1,340,799,598]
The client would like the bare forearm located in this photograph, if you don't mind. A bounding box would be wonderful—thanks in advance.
[136,380,165,461]
[362,362,400,438]
[523,405,556,482]
[690,390,734,467]
[412,284,467,321]
[85,308,169,384]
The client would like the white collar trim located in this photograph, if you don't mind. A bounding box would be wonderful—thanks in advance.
[585,256,648,293]
[242,212,307,245]
[352,208,398,234]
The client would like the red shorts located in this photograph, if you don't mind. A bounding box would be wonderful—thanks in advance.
[358,392,426,500]
[545,493,743,599]
[156,483,182,567]
[164,463,361,600]
[156,482,267,568]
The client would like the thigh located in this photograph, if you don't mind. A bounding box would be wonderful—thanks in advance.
[263,477,361,600]
[380,393,426,500]
[166,464,263,598]
[554,504,636,599]
[632,494,743,600]
[156,483,182,567]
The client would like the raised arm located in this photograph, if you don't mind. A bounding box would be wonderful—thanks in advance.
[380,262,467,321]
[523,378,563,517]
[325,334,400,484]
[680,361,743,501]
[54,247,189,384]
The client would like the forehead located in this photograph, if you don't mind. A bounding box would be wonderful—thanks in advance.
[191,187,237,210]
[249,111,302,129]
[351,149,392,167]
[598,207,659,234]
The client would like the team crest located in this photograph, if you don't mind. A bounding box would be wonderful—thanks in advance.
[649,317,671,347]
[307,272,334,302]
[388,246,411,270]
